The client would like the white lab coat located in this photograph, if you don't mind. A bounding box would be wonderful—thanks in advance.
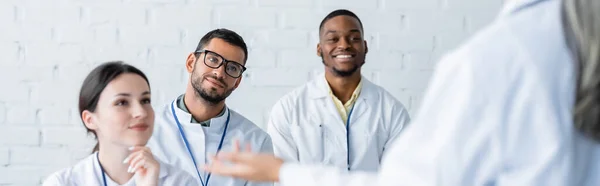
[42,152,199,186]
[267,74,410,172]
[276,0,600,185]
[147,100,274,186]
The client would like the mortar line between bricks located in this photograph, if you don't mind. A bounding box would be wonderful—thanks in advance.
[78,6,83,23]
[377,0,384,10]
[116,28,121,44]
[37,129,42,146]
[7,148,11,166]
[12,6,17,22]
[462,16,468,32]
[276,12,284,29]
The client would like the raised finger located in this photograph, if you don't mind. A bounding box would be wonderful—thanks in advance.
[245,143,252,152]
[123,149,141,164]
[203,156,241,176]
[122,146,149,164]
[130,158,147,173]
[233,139,241,153]
[126,151,146,173]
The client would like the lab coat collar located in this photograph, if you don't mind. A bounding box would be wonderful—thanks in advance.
[308,72,377,125]
[169,100,230,131]
[309,72,377,102]
[499,0,549,17]
[92,152,169,180]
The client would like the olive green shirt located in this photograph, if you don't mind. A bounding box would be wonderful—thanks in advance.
[176,94,225,127]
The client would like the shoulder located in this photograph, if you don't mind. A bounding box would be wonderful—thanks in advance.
[146,101,178,149]
[362,79,409,114]
[446,0,565,78]
[229,109,272,143]
[42,169,70,186]
[42,154,96,186]
[147,101,180,144]
[154,101,177,125]
[274,74,326,109]
[273,79,315,109]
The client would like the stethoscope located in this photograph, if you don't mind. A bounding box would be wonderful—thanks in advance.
[346,103,356,171]
[171,101,230,186]
[97,153,108,186]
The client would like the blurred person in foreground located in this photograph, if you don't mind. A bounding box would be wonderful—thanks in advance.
[203,0,600,185]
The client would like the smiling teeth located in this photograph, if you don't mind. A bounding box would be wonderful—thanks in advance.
[336,55,352,58]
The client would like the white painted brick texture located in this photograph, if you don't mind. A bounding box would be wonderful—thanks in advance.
[0,0,503,185]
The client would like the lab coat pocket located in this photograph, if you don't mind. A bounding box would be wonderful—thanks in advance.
[290,125,324,163]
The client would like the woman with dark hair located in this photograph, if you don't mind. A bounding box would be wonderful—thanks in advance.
[203,0,600,185]
[43,61,198,186]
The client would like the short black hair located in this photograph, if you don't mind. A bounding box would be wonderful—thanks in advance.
[194,28,248,63]
[318,9,364,35]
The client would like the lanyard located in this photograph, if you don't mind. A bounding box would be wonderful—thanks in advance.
[97,153,108,186]
[171,102,230,186]
[345,103,356,171]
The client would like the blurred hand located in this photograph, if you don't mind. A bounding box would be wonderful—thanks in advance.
[203,140,284,182]
[124,146,160,186]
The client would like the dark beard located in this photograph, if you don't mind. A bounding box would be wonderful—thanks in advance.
[332,64,360,77]
[193,85,230,105]
[191,65,233,105]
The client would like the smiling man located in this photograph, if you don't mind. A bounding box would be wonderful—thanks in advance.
[147,28,273,186]
[266,9,411,172]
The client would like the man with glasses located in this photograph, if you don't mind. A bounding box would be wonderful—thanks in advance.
[147,28,273,186]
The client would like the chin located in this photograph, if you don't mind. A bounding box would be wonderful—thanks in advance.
[332,68,358,77]
[125,135,151,146]
[206,89,225,97]
[127,140,149,147]
[336,67,356,72]
[201,85,224,94]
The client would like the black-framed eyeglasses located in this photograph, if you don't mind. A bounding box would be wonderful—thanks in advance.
[194,49,247,78]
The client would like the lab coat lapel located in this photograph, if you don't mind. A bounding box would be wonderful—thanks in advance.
[324,96,345,126]
[349,78,376,124]
[169,101,206,177]
[349,98,368,124]
[309,74,377,129]
[312,75,347,128]
[199,107,231,181]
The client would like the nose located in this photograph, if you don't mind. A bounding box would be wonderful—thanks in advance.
[211,64,227,79]
[337,37,351,50]
[132,102,149,119]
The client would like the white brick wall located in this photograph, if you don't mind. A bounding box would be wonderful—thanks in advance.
[0,148,8,166]
[0,0,504,185]
[0,127,40,146]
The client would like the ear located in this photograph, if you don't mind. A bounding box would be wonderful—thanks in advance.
[185,53,197,73]
[232,76,243,90]
[364,40,368,54]
[316,43,322,57]
[82,110,99,131]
